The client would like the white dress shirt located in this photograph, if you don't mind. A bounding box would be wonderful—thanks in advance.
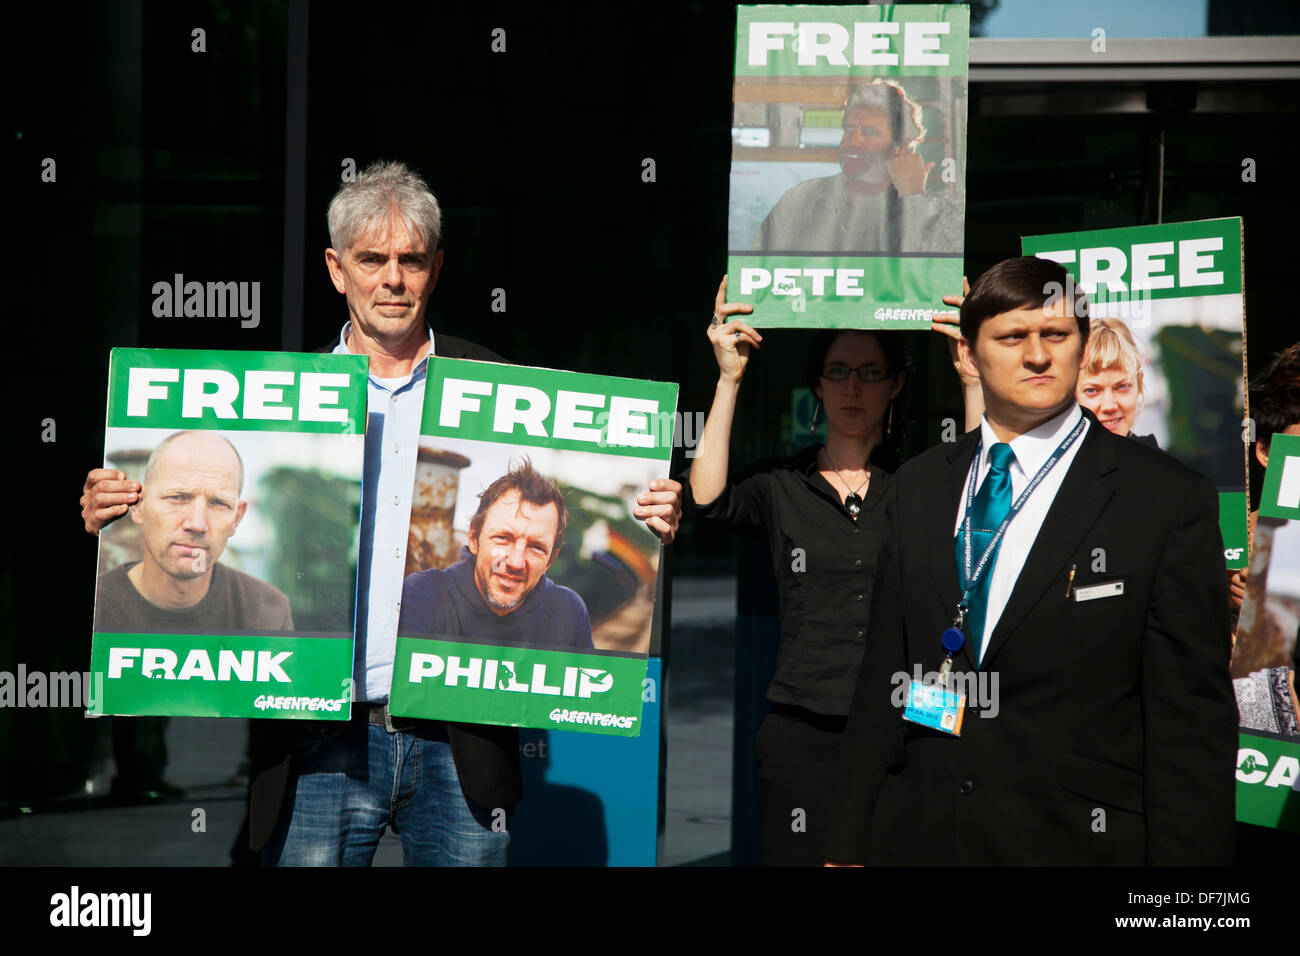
[333,322,436,701]
[953,404,1089,663]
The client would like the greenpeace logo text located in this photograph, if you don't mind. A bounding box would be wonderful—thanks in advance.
[50,886,151,936]
[874,308,939,322]
[254,694,344,713]
[549,707,637,729]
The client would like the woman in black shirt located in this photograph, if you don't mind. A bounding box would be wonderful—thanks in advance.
[689,276,910,865]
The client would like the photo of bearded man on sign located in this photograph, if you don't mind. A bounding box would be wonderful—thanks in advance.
[752,80,945,255]
[399,458,594,650]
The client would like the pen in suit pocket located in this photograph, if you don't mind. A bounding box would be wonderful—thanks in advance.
[1065,563,1076,598]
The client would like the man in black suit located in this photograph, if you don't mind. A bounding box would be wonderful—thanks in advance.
[825,256,1236,866]
[81,160,683,865]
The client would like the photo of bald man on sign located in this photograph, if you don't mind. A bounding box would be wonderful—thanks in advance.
[94,430,293,635]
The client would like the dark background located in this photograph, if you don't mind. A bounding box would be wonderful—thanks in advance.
[4,0,1298,838]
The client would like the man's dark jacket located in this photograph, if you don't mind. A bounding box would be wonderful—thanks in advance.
[824,409,1237,865]
[248,332,519,852]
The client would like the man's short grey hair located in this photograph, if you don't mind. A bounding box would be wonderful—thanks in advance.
[845,81,922,148]
[327,160,443,254]
[144,431,245,496]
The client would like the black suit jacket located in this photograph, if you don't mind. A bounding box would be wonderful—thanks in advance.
[824,409,1237,865]
[248,330,521,852]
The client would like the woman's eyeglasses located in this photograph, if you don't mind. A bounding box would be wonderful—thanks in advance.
[821,363,895,383]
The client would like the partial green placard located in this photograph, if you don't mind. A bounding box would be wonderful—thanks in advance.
[1220,492,1249,569]
[89,633,354,720]
[1235,733,1300,833]
[390,638,648,737]
[1258,433,1300,520]
[735,4,970,78]
[108,348,369,433]
[1022,218,1243,302]
[422,358,679,460]
[726,254,960,328]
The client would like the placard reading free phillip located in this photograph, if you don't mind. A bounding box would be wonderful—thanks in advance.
[1022,218,1249,568]
[726,4,969,329]
[90,348,368,719]
[389,358,678,737]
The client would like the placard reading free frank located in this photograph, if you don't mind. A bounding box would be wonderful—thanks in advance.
[726,4,969,329]
[1022,218,1249,569]
[389,358,679,737]
[90,348,368,719]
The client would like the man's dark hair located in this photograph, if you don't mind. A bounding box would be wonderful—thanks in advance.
[960,256,1090,344]
[1249,343,1300,449]
[468,458,569,558]
[805,329,910,468]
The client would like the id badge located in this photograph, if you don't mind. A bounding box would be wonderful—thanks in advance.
[902,681,965,736]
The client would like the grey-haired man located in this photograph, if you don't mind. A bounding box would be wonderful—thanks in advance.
[81,160,682,866]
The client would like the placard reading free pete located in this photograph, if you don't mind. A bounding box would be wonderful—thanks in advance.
[90,348,367,719]
[726,4,969,329]
[389,358,679,737]
[1022,217,1249,569]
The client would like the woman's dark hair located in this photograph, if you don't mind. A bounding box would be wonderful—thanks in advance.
[805,329,910,468]
[960,256,1090,343]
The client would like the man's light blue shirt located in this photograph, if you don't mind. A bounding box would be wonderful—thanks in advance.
[332,322,435,702]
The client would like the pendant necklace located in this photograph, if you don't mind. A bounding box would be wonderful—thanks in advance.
[823,448,870,519]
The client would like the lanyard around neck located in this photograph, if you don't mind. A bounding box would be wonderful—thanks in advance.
[959,415,1087,599]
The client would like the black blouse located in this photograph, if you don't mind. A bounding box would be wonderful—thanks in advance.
[693,443,895,716]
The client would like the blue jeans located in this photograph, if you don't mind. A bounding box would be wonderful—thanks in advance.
[263,718,510,866]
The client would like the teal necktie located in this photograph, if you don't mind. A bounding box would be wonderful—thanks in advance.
[954,442,1016,666]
